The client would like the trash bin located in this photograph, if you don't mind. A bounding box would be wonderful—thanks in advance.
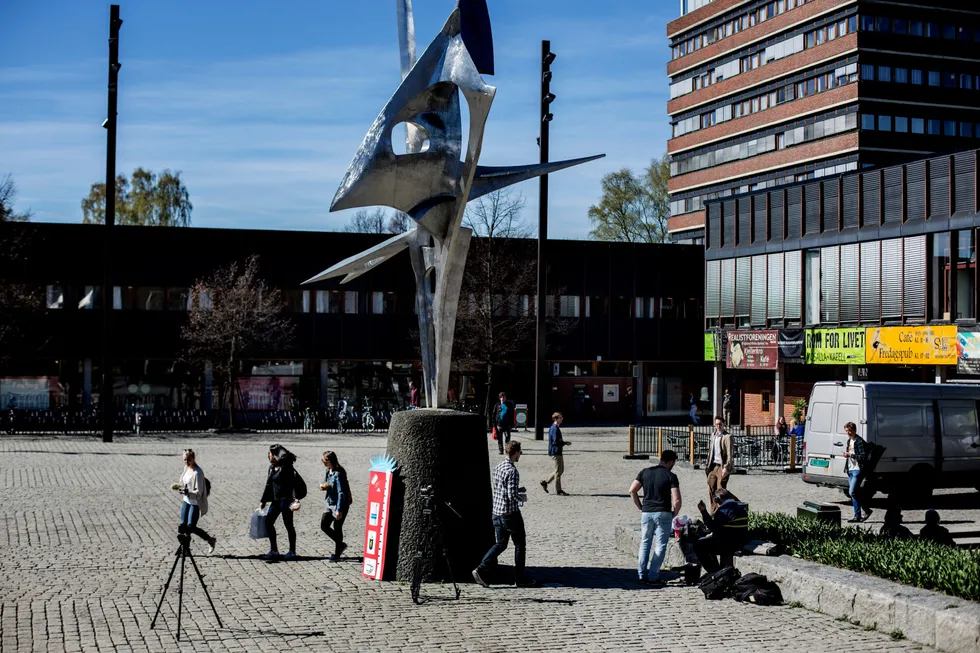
[797,500,841,526]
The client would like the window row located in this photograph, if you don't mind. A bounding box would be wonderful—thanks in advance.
[673,0,817,60]
[679,0,716,19]
[671,111,856,176]
[669,159,858,217]
[860,113,980,139]
[673,63,858,138]
[859,15,980,42]
[669,15,857,100]
[861,63,980,91]
[704,236,928,328]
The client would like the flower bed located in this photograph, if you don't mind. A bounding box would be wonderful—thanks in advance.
[749,513,980,602]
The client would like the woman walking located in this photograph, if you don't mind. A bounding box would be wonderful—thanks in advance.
[259,444,300,560]
[173,449,216,553]
[319,451,352,561]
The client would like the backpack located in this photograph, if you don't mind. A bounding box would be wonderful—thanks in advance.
[697,565,741,600]
[293,469,308,500]
[732,572,784,606]
[205,477,212,496]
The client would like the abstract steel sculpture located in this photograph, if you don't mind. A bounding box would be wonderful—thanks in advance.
[305,0,603,408]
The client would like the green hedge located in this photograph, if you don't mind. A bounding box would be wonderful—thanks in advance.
[749,513,980,602]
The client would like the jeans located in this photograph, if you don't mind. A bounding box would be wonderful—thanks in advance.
[265,498,296,554]
[179,502,211,542]
[496,426,512,454]
[637,511,673,580]
[477,512,526,581]
[320,510,347,555]
[848,470,863,519]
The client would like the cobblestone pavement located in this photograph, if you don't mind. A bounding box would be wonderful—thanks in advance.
[1,426,962,653]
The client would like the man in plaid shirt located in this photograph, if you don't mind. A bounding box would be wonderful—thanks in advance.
[472,440,535,587]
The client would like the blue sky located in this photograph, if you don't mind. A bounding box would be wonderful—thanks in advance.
[0,0,673,239]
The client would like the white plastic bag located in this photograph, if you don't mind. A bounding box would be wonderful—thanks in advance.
[250,507,269,539]
[672,514,692,538]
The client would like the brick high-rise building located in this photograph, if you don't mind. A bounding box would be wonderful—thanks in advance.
[667,0,980,244]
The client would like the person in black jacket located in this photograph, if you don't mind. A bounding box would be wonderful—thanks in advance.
[319,451,353,561]
[259,444,299,561]
[843,422,873,523]
[694,489,749,574]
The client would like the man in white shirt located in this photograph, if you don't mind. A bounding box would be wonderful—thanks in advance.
[703,416,734,512]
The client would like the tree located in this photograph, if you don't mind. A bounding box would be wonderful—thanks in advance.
[588,153,670,243]
[0,174,33,222]
[343,208,412,234]
[180,256,295,428]
[81,167,192,226]
[455,190,539,426]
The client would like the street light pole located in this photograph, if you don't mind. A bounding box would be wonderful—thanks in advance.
[101,4,122,443]
[534,40,555,441]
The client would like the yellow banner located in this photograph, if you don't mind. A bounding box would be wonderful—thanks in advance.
[865,326,957,365]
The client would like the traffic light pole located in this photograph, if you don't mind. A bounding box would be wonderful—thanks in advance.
[101,5,121,443]
[533,41,554,441]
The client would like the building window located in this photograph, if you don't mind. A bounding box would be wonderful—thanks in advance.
[167,287,191,311]
[895,117,908,133]
[861,64,875,81]
[911,69,923,85]
[761,391,771,413]
[78,286,101,310]
[959,230,977,320]
[371,291,395,315]
[928,71,941,86]
[912,118,925,134]
[861,114,876,130]
[944,120,956,136]
[344,291,359,314]
[931,232,951,321]
[559,295,580,318]
[877,66,891,83]
[928,119,941,135]
[894,68,908,84]
[315,290,341,314]
[910,20,923,36]
[136,287,164,311]
[878,115,892,131]
[961,122,974,138]
[45,284,63,310]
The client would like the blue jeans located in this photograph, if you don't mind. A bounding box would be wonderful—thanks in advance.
[848,470,863,519]
[179,502,211,542]
[477,512,526,581]
[638,511,673,580]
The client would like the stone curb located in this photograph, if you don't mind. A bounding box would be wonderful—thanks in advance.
[615,524,980,653]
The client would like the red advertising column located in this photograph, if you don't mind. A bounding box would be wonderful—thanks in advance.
[362,453,397,580]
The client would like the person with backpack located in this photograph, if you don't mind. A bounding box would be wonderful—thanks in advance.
[694,488,748,575]
[629,449,681,585]
[496,392,515,455]
[173,448,216,554]
[259,444,305,561]
[319,450,352,561]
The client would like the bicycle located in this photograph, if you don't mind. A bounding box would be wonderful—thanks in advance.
[410,485,461,605]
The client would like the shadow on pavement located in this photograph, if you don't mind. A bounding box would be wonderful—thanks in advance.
[220,627,325,639]
[527,566,684,591]
[215,554,348,563]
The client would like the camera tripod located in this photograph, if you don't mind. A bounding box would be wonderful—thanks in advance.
[150,533,222,640]
[410,486,462,605]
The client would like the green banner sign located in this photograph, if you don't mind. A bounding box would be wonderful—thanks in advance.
[704,333,717,362]
[805,328,866,365]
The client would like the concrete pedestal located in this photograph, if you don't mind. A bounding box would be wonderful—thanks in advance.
[385,409,495,582]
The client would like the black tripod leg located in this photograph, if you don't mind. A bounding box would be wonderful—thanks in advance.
[442,546,460,600]
[176,547,186,641]
[150,544,183,630]
[185,548,223,628]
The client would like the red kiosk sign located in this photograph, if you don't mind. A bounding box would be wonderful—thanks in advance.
[362,454,397,580]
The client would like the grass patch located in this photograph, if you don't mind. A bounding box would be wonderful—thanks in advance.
[890,629,906,641]
[750,513,980,602]
[863,622,878,632]
[788,601,803,608]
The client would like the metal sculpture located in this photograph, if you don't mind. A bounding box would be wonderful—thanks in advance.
[305,0,603,407]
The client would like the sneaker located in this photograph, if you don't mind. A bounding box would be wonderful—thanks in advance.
[642,578,666,587]
[329,543,348,562]
[539,480,549,494]
[472,568,489,588]
[207,537,217,554]
[861,508,874,521]
[847,517,861,523]
[260,550,280,561]
[283,551,298,561]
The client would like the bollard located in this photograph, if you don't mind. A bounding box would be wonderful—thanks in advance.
[688,425,695,465]
[657,428,663,458]
[789,433,797,471]
[628,425,635,457]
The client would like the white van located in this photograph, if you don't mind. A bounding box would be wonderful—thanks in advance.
[803,381,980,497]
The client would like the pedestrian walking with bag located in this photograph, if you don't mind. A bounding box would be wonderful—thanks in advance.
[629,449,681,585]
[259,444,305,561]
[172,448,216,553]
[540,412,570,495]
[319,451,352,561]
[496,392,515,455]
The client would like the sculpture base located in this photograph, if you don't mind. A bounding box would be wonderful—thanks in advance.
[384,409,494,582]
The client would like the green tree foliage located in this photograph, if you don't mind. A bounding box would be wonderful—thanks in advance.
[81,168,192,226]
[588,154,670,243]
[0,174,32,222]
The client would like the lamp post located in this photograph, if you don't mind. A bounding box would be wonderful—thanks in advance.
[533,40,555,441]
[101,4,122,443]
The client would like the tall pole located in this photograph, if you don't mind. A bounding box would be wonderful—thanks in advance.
[534,41,554,441]
[101,4,122,443]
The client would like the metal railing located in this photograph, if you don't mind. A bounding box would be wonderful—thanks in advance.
[629,424,803,470]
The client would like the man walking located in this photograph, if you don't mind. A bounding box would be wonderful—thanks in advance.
[722,388,732,428]
[540,412,570,495]
[473,440,535,587]
[629,450,681,585]
[496,392,515,455]
[704,416,734,512]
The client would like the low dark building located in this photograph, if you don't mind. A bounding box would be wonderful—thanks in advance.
[0,223,705,425]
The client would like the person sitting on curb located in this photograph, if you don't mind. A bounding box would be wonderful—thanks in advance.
[694,488,748,575]
[919,509,955,546]
[879,507,913,539]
